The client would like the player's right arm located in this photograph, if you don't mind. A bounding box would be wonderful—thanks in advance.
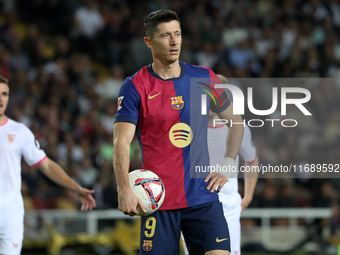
[21,124,96,211]
[113,122,146,216]
[112,78,146,216]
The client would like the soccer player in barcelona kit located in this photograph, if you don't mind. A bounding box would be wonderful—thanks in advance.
[182,75,259,255]
[113,10,244,255]
[0,76,96,255]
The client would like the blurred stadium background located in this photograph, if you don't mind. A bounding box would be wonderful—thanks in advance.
[0,0,340,254]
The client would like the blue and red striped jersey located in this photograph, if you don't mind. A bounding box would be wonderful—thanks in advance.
[115,62,230,210]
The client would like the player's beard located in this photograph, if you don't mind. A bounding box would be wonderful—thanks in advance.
[165,50,180,65]
[153,52,179,66]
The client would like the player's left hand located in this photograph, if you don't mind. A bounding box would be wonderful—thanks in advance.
[241,197,252,212]
[74,188,96,211]
[204,173,228,193]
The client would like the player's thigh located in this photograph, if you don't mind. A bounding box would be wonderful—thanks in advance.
[182,201,230,255]
[140,210,181,255]
[225,215,241,255]
[0,208,24,255]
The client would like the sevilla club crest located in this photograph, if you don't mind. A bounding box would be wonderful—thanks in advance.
[7,134,16,143]
[171,96,184,110]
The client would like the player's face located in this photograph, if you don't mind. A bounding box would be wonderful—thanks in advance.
[0,83,9,118]
[149,20,182,64]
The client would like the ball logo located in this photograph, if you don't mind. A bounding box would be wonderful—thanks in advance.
[169,123,193,148]
[134,178,164,209]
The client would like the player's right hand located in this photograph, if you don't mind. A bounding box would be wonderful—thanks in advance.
[118,188,147,216]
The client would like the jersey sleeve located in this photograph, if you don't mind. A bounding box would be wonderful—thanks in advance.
[21,125,47,167]
[206,68,231,113]
[239,125,257,163]
[114,79,141,125]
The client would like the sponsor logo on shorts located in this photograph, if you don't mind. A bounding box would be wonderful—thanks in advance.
[216,237,228,243]
[13,243,19,248]
[143,240,153,251]
[234,250,239,254]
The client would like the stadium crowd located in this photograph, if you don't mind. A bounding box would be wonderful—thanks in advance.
[0,0,340,229]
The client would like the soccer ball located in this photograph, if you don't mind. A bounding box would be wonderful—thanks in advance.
[129,169,165,216]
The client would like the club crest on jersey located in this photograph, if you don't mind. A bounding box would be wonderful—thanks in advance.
[143,240,153,251]
[117,96,124,111]
[171,96,184,110]
[7,134,16,143]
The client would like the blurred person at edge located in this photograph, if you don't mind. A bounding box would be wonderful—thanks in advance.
[0,76,96,255]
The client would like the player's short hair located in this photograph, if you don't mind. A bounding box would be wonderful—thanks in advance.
[144,10,180,39]
[0,76,9,85]
[216,74,228,84]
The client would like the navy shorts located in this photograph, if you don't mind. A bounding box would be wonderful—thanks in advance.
[139,200,230,255]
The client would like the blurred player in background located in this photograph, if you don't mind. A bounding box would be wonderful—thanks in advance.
[215,77,259,255]
[0,76,96,255]
[183,74,259,255]
[113,10,244,255]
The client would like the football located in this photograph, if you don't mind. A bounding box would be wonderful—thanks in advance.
[128,169,165,216]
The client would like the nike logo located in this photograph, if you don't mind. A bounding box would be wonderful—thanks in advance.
[216,237,228,243]
[148,92,162,99]
[13,243,19,248]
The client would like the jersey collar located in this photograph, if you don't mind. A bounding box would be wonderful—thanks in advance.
[0,116,9,126]
[147,62,186,81]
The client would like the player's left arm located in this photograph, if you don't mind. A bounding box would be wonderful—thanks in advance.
[217,101,244,159]
[205,101,244,193]
[38,158,96,211]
